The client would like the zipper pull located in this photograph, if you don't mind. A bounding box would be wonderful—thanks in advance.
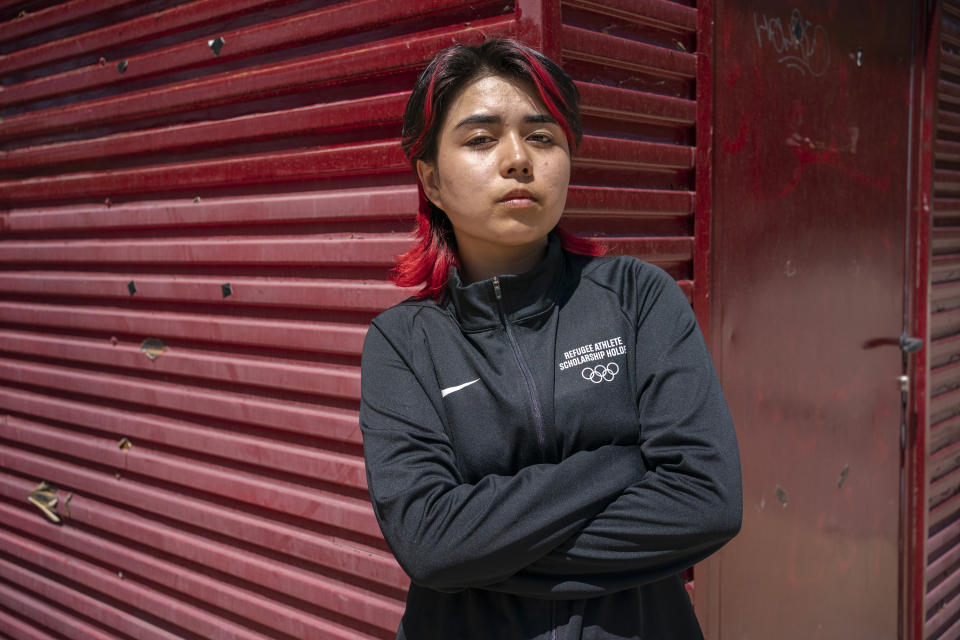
[492,276,502,300]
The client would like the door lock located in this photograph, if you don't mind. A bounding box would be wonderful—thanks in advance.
[898,375,909,393]
[900,333,923,353]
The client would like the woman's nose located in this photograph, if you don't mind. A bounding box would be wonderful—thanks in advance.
[499,134,532,178]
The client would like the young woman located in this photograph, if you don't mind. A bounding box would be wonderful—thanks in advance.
[359,38,741,640]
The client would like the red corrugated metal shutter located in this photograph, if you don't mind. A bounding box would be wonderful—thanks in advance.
[0,1,705,637]
[928,1,960,637]
[557,0,705,318]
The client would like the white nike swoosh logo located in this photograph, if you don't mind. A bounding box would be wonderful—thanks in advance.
[441,378,480,398]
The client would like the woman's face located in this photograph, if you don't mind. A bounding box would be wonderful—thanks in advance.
[417,74,571,261]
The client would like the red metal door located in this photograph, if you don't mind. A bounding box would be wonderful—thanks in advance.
[702,1,914,637]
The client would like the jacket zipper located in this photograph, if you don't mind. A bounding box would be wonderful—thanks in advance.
[492,276,547,460]
[551,601,558,640]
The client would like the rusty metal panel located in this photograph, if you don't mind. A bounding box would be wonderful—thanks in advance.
[707,1,916,638]
[0,0,708,637]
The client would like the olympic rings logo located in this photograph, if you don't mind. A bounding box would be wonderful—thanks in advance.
[582,362,620,383]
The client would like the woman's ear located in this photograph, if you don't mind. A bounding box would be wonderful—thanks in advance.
[416,159,443,210]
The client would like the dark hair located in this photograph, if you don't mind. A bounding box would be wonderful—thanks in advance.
[391,38,603,300]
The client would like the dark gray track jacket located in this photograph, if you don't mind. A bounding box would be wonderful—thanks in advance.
[359,235,742,639]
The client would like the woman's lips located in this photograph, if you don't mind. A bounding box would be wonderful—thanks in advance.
[499,190,537,206]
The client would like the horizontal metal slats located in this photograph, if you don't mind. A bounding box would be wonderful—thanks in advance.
[0,184,688,232]
[2,186,419,232]
[0,1,709,637]
[0,525,276,640]
[0,439,401,587]
[0,232,411,264]
[562,25,696,79]
[557,185,692,217]
[0,574,139,640]
[945,50,960,80]
[0,0,276,77]
[563,0,696,32]
[0,274,407,311]
[941,79,960,108]
[0,454,400,635]
[0,301,369,359]
[928,593,960,640]
[940,140,960,164]
[0,0,136,45]
[0,0,481,108]
[0,359,365,446]
[0,142,411,202]
[928,3,960,637]
[0,479,403,628]
[2,133,687,202]
[577,81,696,125]
[0,601,74,640]
[0,92,411,173]
[559,0,699,287]
[577,134,694,170]
[0,14,514,144]
[0,434,378,542]
[942,110,960,135]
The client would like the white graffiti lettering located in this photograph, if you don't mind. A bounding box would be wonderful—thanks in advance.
[753,8,830,78]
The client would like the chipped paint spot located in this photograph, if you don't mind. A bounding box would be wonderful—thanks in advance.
[221,283,232,298]
[27,481,61,524]
[127,280,136,295]
[117,60,128,73]
[140,338,167,360]
[118,437,132,451]
[776,485,788,507]
[208,36,225,56]
[838,463,850,488]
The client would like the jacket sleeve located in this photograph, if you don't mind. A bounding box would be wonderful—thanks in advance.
[483,266,742,599]
[359,319,649,593]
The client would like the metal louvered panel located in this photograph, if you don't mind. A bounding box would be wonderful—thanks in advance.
[558,0,702,315]
[929,3,960,639]
[0,1,707,637]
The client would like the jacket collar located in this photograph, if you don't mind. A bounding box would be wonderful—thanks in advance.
[445,233,565,331]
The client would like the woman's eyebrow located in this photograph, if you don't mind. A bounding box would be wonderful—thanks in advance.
[453,113,557,129]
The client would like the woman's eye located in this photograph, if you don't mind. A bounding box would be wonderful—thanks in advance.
[466,136,494,147]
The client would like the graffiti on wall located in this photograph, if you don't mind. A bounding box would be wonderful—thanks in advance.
[753,8,831,77]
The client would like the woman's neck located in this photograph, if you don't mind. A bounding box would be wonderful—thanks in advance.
[456,235,549,284]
